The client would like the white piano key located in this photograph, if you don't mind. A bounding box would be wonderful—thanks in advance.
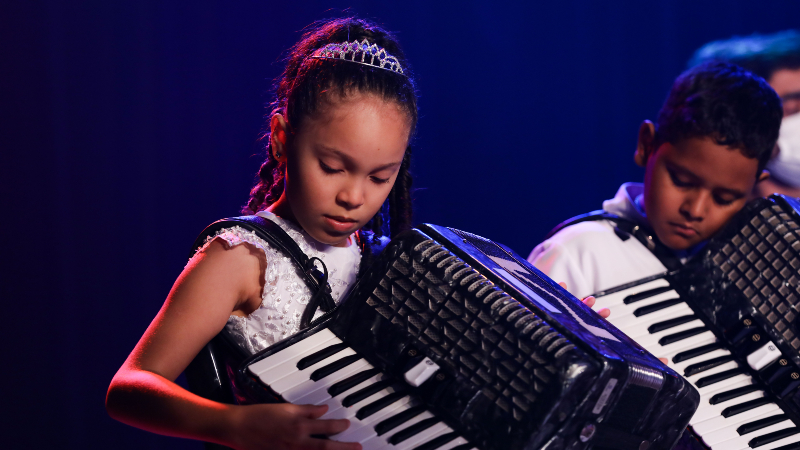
[436,436,470,450]
[696,374,753,398]
[608,301,688,330]
[627,319,707,349]
[749,429,800,450]
[269,348,358,394]
[332,396,414,443]
[692,403,780,435]
[685,361,740,387]
[320,374,384,419]
[614,304,694,338]
[394,422,451,450]
[707,418,794,449]
[690,390,764,424]
[248,329,341,378]
[672,349,732,375]
[285,359,373,404]
[659,331,718,359]
[593,279,672,308]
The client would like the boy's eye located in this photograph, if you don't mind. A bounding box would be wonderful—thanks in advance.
[713,194,736,206]
[668,169,694,187]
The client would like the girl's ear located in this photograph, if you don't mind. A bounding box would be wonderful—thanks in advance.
[270,114,290,161]
[634,120,657,167]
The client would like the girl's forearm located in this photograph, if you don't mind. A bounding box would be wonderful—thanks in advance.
[106,368,237,446]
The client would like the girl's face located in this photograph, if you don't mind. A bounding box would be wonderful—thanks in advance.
[269,93,411,246]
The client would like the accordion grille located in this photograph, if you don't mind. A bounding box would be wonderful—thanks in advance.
[713,202,800,349]
[365,240,578,422]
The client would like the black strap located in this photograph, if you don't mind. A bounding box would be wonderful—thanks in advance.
[190,215,336,328]
[546,210,683,271]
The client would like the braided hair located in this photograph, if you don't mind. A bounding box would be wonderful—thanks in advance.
[242,18,418,238]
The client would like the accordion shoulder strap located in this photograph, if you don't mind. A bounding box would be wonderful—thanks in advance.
[190,215,336,326]
[546,210,682,271]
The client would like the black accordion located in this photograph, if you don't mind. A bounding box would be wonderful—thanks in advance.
[591,194,800,450]
[230,223,698,450]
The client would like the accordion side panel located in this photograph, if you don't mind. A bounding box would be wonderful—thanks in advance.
[331,231,604,450]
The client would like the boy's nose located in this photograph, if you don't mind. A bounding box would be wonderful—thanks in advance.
[336,181,365,209]
[680,191,709,221]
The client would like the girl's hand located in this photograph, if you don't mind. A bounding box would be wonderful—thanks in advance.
[228,403,361,450]
[558,282,610,319]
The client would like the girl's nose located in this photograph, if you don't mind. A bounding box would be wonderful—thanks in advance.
[336,180,365,209]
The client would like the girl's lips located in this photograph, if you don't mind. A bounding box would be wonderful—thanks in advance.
[323,215,358,233]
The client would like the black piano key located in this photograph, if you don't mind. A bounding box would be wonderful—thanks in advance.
[760,360,794,384]
[449,444,475,450]
[356,390,407,420]
[648,315,697,333]
[771,441,800,450]
[327,368,380,397]
[342,379,394,407]
[296,343,349,370]
[749,427,800,448]
[623,286,674,304]
[684,355,735,377]
[779,378,800,399]
[658,327,708,346]
[376,405,426,435]
[696,368,742,388]
[738,415,789,435]
[710,385,760,405]
[721,397,773,418]
[389,418,440,445]
[673,342,723,363]
[309,354,362,381]
[412,432,459,450]
[633,298,684,317]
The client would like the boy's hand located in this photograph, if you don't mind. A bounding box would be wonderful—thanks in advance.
[556,283,669,365]
[558,282,610,319]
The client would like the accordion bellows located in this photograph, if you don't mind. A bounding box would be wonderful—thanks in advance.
[233,224,699,450]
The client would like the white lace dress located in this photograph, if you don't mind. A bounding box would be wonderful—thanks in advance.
[191,211,361,355]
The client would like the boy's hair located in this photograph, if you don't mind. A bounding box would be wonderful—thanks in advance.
[243,18,418,237]
[655,61,782,174]
[687,30,800,81]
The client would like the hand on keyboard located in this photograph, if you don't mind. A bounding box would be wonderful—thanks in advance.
[229,403,362,450]
[558,282,611,319]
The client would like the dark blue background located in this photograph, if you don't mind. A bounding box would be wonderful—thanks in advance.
[3,1,799,447]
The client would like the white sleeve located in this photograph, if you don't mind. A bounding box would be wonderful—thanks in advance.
[528,238,593,299]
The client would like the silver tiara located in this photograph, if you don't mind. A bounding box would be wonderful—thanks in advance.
[310,39,405,75]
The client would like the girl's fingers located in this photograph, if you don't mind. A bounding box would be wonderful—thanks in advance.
[597,308,610,319]
[306,417,351,436]
[659,358,669,365]
[581,295,596,308]
[296,403,329,420]
[558,281,568,290]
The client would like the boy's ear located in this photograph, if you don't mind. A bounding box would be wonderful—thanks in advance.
[270,114,290,161]
[635,120,657,167]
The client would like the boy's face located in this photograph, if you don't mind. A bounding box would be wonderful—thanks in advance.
[636,123,764,250]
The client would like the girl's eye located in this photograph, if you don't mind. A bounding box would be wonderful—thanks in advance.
[371,176,391,184]
[319,161,341,174]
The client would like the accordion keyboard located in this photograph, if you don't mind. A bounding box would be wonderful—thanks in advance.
[246,328,476,450]
[596,280,800,450]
